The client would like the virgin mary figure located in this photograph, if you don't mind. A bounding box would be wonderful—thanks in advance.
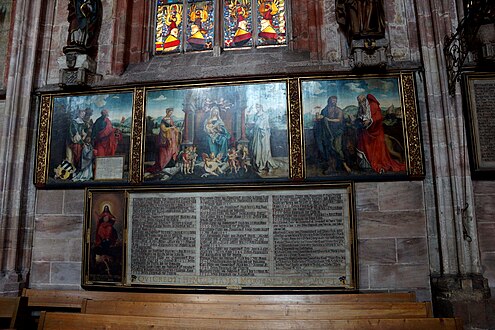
[204,106,230,161]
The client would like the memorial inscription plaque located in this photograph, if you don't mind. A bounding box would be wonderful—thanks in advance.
[125,184,356,290]
[465,73,495,176]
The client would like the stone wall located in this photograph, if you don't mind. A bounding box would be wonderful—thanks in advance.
[9,0,492,328]
[30,182,431,297]
[474,181,495,292]
[29,0,431,296]
[356,181,430,300]
[0,0,12,89]
[31,190,84,290]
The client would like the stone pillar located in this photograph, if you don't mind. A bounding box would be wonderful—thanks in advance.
[182,107,193,146]
[414,0,491,321]
[0,0,45,294]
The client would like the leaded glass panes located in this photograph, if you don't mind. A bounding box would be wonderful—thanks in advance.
[155,0,287,54]
[257,0,286,46]
[223,0,253,48]
[156,1,184,54]
[186,1,215,51]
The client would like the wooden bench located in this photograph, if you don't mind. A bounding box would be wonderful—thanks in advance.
[38,312,464,330]
[81,299,433,320]
[26,289,462,329]
[0,296,28,329]
[22,288,416,310]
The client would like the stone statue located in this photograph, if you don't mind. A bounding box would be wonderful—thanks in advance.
[336,0,386,42]
[60,0,102,87]
[67,0,102,50]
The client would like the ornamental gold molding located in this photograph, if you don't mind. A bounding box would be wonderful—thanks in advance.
[34,95,52,186]
[130,88,145,184]
[401,73,424,178]
[288,78,304,180]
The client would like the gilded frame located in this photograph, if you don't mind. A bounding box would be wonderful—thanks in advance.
[35,73,423,188]
[82,182,357,291]
[34,88,139,187]
[141,79,293,184]
[463,72,495,178]
[83,189,127,285]
[300,72,423,180]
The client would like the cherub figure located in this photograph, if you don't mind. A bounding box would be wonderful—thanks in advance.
[189,145,198,173]
[228,147,240,173]
[179,146,198,174]
[201,152,224,177]
[179,146,191,174]
[237,144,250,172]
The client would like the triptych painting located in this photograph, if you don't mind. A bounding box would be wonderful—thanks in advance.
[35,73,423,188]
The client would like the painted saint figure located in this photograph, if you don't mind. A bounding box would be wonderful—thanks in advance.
[251,104,277,172]
[204,106,230,160]
[314,96,350,173]
[146,108,181,173]
[94,205,118,255]
[67,109,88,170]
[355,94,406,173]
[72,136,94,181]
[92,109,121,157]
[92,204,120,278]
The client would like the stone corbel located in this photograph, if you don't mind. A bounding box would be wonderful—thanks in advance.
[58,46,102,87]
[349,38,390,69]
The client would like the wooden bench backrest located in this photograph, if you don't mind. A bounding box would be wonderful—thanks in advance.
[38,311,463,330]
[81,299,432,320]
[0,296,28,329]
[22,288,416,309]
[0,297,19,318]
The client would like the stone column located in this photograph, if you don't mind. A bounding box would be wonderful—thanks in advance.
[414,0,490,318]
[0,0,45,294]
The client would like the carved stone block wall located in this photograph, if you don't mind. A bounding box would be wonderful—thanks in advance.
[356,182,430,300]
[30,183,431,297]
[0,0,12,89]
[474,181,495,291]
[30,190,84,290]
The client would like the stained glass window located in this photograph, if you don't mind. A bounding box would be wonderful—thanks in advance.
[256,0,286,46]
[155,1,184,54]
[186,1,215,51]
[155,0,287,54]
[223,0,253,48]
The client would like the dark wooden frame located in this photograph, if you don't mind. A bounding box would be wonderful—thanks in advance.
[463,72,495,179]
[82,182,357,291]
